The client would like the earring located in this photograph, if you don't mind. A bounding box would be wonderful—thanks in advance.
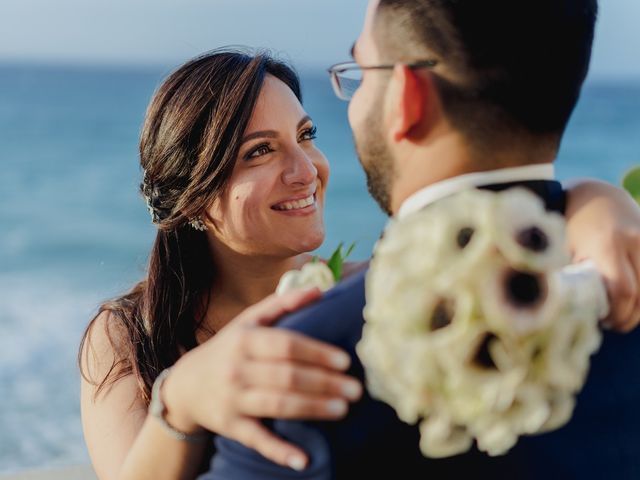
[189,217,208,231]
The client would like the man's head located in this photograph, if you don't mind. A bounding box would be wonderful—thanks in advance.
[348,0,598,215]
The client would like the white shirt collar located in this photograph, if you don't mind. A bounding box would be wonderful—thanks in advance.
[397,163,556,219]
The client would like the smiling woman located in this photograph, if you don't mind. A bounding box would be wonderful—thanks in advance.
[77,49,362,480]
[207,75,329,261]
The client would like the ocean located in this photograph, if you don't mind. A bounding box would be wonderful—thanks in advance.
[1,62,639,473]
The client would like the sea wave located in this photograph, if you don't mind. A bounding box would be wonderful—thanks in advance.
[0,273,99,473]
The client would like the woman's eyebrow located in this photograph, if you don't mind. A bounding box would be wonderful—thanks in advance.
[241,130,278,144]
[297,115,312,129]
[242,116,313,144]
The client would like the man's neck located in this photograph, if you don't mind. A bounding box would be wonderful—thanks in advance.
[396,163,556,219]
[390,135,556,215]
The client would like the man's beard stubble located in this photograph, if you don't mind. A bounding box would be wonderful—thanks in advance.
[353,96,395,217]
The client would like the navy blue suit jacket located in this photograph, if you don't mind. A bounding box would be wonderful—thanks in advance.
[200,181,640,479]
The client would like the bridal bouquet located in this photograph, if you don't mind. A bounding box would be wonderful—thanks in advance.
[357,188,609,458]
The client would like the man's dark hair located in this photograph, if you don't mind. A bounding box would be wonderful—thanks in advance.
[375,0,598,151]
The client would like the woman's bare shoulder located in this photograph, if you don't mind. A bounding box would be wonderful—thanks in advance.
[80,310,130,387]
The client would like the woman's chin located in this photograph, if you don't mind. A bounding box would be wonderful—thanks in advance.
[287,231,325,255]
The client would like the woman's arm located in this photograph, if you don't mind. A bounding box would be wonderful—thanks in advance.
[81,312,208,480]
[81,289,362,480]
[565,178,640,332]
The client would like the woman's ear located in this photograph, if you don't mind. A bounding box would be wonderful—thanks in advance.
[202,200,222,234]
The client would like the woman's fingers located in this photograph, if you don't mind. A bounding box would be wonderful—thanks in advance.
[234,288,322,328]
[242,328,351,371]
[600,252,638,331]
[240,360,362,401]
[237,389,349,420]
[619,250,640,332]
[229,418,308,471]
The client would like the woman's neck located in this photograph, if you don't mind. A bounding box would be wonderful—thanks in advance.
[205,243,311,332]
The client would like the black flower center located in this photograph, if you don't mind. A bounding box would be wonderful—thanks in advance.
[506,271,544,307]
[457,227,475,249]
[430,299,454,331]
[531,345,543,362]
[517,227,549,252]
[473,333,498,370]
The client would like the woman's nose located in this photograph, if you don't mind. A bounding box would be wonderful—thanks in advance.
[282,147,318,187]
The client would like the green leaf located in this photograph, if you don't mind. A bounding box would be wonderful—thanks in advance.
[326,242,357,282]
[344,242,356,259]
[622,166,640,205]
[327,243,344,282]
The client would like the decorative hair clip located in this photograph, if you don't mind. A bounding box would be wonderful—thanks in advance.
[141,170,159,224]
[145,200,160,224]
[141,169,169,225]
[189,217,208,231]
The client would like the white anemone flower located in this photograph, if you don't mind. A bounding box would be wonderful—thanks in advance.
[419,414,473,458]
[539,393,576,432]
[473,418,519,457]
[492,188,569,271]
[358,324,435,424]
[537,308,601,392]
[421,190,496,284]
[377,190,497,285]
[466,382,551,456]
[436,331,528,431]
[479,260,562,335]
[505,382,552,434]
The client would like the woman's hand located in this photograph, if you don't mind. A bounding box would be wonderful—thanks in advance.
[565,179,640,332]
[162,288,362,471]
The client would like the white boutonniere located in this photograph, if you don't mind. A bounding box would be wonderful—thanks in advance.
[276,243,356,295]
[357,188,608,458]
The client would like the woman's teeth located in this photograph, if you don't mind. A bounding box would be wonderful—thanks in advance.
[274,194,315,211]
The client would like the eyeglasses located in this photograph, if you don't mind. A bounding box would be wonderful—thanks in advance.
[327,60,438,101]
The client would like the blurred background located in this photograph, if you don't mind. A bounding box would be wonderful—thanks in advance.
[1,0,639,474]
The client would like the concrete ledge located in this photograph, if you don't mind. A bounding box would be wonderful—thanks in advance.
[0,465,96,480]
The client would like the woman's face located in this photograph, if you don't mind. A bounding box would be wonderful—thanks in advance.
[207,74,330,258]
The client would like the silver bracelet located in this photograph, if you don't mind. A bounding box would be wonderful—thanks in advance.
[149,368,209,443]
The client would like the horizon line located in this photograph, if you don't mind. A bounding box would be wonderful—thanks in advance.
[0,57,639,85]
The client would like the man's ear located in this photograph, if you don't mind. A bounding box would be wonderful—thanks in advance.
[388,64,431,143]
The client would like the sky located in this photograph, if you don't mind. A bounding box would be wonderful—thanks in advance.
[1,0,639,79]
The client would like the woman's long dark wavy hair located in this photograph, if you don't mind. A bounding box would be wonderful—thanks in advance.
[79,48,302,403]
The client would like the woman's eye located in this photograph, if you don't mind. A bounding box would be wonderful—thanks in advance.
[299,125,318,142]
[246,143,273,160]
